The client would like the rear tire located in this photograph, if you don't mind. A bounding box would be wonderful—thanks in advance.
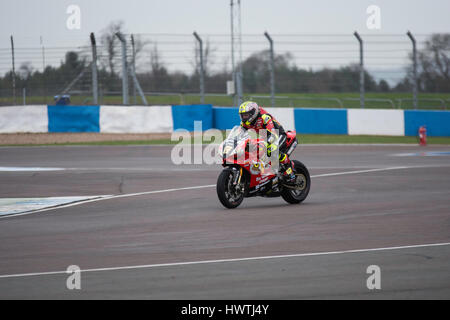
[217,168,245,209]
[281,160,310,204]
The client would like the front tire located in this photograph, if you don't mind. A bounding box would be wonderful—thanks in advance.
[281,160,310,204]
[217,168,245,209]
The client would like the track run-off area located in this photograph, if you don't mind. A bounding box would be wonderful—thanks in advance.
[0,144,449,299]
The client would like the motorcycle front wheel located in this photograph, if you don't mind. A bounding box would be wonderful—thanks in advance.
[217,167,245,209]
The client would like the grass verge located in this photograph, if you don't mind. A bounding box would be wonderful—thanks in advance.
[2,134,450,146]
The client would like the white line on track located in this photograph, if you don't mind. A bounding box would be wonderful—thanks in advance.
[0,167,66,172]
[311,166,409,178]
[2,143,448,149]
[0,242,449,280]
[0,166,417,219]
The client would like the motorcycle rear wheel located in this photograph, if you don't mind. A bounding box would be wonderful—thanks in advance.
[281,160,310,204]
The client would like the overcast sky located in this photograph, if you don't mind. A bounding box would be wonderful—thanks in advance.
[1,0,449,45]
[1,0,449,83]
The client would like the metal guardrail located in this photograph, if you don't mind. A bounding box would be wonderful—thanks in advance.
[341,98,396,109]
[396,98,447,110]
[251,95,449,110]
[3,90,449,110]
[249,95,344,108]
[251,95,399,109]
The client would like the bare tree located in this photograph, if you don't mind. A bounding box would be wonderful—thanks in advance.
[146,43,171,91]
[18,62,33,80]
[193,39,216,77]
[100,21,124,75]
[150,43,164,75]
[130,34,149,69]
[411,33,450,92]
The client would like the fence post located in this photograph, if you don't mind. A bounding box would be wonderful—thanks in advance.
[10,35,16,105]
[353,31,364,108]
[236,0,243,106]
[131,34,137,105]
[193,31,205,104]
[116,32,129,105]
[90,32,99,105]
[128,65,148,106]
[264,31,275,108]
[407,31,418,110]
[40,36,46,104]
[230,0,243,106]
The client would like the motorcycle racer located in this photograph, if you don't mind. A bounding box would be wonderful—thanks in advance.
[238,101,296,184]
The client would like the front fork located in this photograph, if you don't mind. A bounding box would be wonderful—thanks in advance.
[228,167,245,197]
[232,167,243,186]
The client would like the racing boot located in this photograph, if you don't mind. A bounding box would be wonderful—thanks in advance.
[280,154,296,185]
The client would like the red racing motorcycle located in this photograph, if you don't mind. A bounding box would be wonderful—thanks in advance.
[217,126,310,209]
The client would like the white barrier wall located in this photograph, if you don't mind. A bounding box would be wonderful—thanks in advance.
[265,107,295,131]
[100,105,173,133]
[347,109,405,136]
[0,106,48,133]
[6,105,446,137]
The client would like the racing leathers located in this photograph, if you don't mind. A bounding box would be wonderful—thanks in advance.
[240,107,296,184]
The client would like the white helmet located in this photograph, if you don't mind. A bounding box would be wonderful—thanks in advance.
[239,101,260,125]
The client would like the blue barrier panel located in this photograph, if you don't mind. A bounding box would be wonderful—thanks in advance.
[404,110,450,137]
[171,104,213,131]
[294,108,348,134]
[213,106,240,130]
[48,105,100,132]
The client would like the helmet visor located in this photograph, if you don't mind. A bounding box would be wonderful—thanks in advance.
[240,110,254,122]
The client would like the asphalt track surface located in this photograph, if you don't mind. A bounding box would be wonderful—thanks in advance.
[0,144,449,299]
